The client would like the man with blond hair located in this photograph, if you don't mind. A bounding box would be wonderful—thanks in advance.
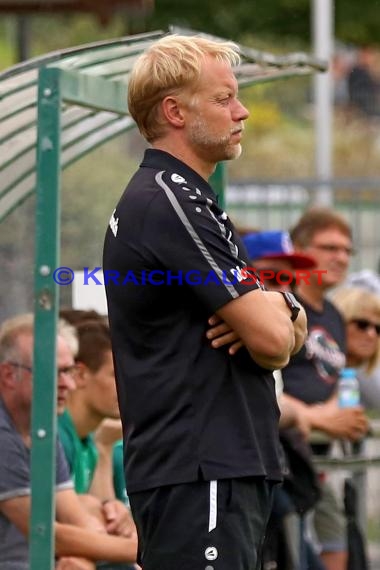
[103,34,308,570]
[0,313,137,570]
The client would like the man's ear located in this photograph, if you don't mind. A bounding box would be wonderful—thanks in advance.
[73,362,89,389]
[161,96,185,128]
[0,363,17,389]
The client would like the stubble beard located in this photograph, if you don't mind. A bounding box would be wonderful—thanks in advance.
[188,115,242,162]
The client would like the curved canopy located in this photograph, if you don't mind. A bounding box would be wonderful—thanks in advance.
[0,27,326,222]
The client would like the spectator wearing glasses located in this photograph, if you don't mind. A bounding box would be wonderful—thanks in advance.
[331,286,380,405]
[280,208,369,570]
[59,310,130,514]
[342,271,380,411]
[57,315,136,552]
[0,314,137,570]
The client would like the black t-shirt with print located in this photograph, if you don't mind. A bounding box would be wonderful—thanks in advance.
[282,297,346,405]
[103,149,282,493]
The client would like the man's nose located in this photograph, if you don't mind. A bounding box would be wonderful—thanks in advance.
[58,373,76,392]
[233,98,249,121]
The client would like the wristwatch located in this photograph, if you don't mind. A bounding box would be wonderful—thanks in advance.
[280,291,302,322]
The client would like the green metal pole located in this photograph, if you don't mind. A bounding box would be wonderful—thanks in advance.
[209,162,227,209]
[30,67,62,570]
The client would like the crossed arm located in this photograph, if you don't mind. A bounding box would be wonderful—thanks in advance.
[0,489,137,563]
[206,294,369,441]
[208,288,308,369]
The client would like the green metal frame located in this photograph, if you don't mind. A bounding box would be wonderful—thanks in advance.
[31,66,131,569]
[31,68,61,570]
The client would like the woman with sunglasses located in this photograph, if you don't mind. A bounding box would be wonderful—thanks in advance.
[331,286,380,405]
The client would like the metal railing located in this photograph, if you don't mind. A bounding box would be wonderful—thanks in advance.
[311,421,380,534]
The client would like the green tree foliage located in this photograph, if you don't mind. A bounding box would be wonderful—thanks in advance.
[146,0,311,45]
[146,0,380,47]
[1,0,379,71]
[335,0,380,46]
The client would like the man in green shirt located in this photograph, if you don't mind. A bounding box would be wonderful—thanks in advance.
[58,408,98,494]
[58,316,134,539]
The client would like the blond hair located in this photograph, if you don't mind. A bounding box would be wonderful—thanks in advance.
[331,286,380,374]
[128,34,240,142]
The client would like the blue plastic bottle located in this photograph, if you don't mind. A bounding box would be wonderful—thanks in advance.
[338,368,360,408]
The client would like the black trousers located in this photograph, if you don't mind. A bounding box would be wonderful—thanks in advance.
[129,477,274,570]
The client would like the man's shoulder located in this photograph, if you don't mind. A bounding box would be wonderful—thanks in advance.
[57,411,79,455]
[123,164,209,207]
[0,400,17,439]
[106,166,214,249]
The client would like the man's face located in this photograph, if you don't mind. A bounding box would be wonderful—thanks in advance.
[9,332,34,411]
[82,350,120,421]
[301,227,352,289]
[3,333,76,415]
[56,335,77,415]
[183,56,249,164]
[346,309,380,366]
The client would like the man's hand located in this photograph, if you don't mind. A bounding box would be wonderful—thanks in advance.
[293,407,312,440]
[102,500,137,538]
[94,418,123,450]
[206,314,243,355]
[206,292,308,361]
[278,394,311,440]
[55,557,96,570]
[306,397,369,441]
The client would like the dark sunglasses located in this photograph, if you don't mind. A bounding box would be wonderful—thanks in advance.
[350,319,380,335]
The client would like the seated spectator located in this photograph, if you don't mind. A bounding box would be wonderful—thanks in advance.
[57,315,135,545]
[60,308,129,505]
[342,270,380,410]
[0,313,137,570]
[60,309,130,503]
[331,286,380,409]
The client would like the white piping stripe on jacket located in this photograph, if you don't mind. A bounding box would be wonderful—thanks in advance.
[209,480,218,532]
[155,171,239,299]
